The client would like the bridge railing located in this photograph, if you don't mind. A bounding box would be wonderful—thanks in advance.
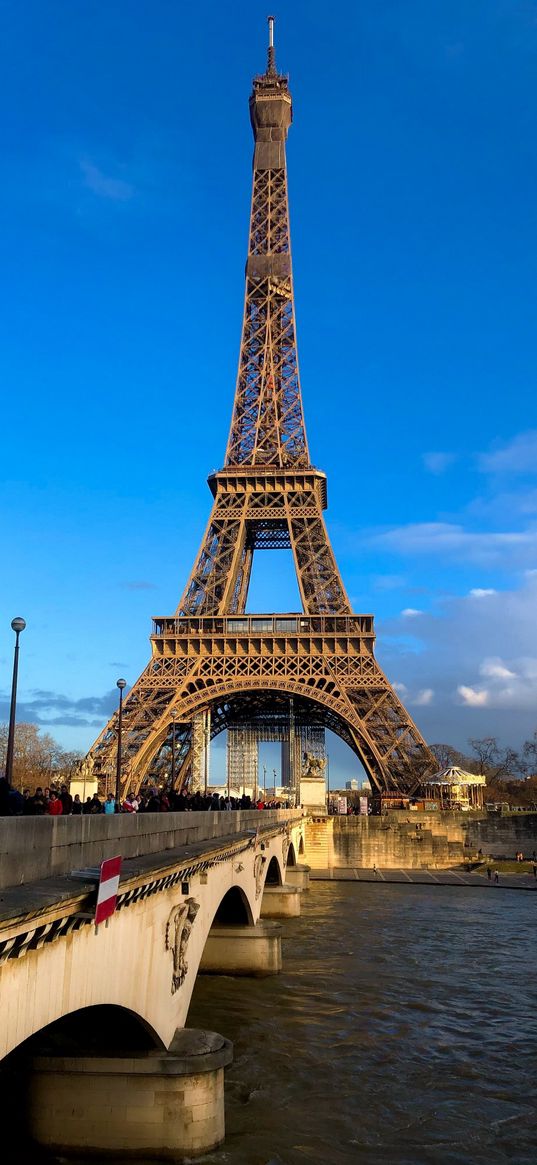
[0,809,304,891]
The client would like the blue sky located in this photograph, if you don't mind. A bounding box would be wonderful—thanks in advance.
[1,1,536,781]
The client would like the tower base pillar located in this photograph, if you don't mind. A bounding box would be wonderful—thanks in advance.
[299,776,327,814]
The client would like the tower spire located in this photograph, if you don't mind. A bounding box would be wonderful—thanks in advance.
[226,20,305,468]
[267,15,276,74]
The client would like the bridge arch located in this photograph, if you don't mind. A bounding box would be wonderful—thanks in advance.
[3,1003,165,1061]
[211,885,254,927]
[287,842,297,866]
[264,855,283,886]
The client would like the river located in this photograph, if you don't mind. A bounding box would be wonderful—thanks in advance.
[187,881,537,1165]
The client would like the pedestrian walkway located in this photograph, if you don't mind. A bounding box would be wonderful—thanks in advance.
[310,868,537,891]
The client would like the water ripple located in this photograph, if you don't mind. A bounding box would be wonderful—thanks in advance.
[188,883,537,1165]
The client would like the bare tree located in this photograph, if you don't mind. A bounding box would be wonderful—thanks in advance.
[430,743,465,770]
[467,737,521,780]
[0,723,82,790]
[522,731,537,777]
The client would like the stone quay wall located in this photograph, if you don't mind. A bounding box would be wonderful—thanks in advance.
[464,813,537,857]
[305,812,537,870]
[0,809,303,891]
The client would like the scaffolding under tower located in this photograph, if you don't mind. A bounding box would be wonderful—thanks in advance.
[226,700,326,800]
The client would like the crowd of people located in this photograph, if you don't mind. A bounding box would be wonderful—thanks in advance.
[0,778,290,816]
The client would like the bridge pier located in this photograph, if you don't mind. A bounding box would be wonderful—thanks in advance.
[285,863,311,890]
[261,883,302,917]
[28,1028,233,1161]
[199,919,282,976]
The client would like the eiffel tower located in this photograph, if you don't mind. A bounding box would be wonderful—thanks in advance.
[86,19,436,798]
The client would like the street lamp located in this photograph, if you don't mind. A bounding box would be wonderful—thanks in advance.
[115,679,127,806]
[5,617,26,788]
[203,714,210,796]
[170,709,177,789]
[240,730,245,797]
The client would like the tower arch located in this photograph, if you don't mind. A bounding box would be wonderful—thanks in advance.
[112,679,420,797]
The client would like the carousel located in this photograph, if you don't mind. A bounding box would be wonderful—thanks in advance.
[422,766,486,810]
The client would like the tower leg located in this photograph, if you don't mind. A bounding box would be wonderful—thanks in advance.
[191,712,206,792]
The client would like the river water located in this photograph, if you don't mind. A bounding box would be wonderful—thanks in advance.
[187,882,537,1165]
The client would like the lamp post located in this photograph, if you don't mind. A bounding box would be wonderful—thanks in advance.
[170,709,177,790]
[240,731,245,797]
[115,679,126,807]
[203,713,210,796]
[5,617,26,788]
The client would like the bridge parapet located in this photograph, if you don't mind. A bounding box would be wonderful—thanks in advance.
[0,809,304,891]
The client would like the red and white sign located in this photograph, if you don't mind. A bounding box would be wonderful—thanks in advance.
[95,856,122,926]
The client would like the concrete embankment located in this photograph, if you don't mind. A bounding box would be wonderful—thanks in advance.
[309,867,536,891]
[305,812,537,870]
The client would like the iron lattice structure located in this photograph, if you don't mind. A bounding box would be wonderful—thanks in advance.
[85,24,436,797]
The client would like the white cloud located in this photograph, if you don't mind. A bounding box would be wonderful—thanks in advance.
[423,452,457,475]
[393,681,408,693]
[80,158,134,202]
[414,688,434,706]
[479,430,537,475]
[372,574,407,591]
[457,685,490,707]
[401,607,422,617]
[377,572,537,745]
[371,522,537,567]
[121,580,158,591]
[479,658,516,679]
[467,487,537,523]
[469,588,496,598]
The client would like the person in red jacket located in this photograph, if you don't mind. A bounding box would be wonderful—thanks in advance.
[47,792,63,816]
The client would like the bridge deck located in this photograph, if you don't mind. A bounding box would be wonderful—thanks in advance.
[0,819,287,933]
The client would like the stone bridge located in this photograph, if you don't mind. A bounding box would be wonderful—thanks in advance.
[0,810,308,1160]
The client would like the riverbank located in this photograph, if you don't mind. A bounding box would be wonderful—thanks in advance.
[305,811,537,871]
[310,866,537,890]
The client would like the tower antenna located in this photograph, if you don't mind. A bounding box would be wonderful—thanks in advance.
[267,15,276,73]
